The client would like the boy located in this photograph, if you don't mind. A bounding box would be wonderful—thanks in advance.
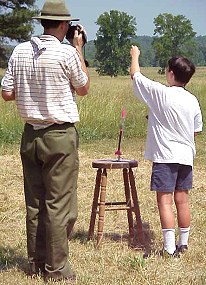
[130,45,203,256]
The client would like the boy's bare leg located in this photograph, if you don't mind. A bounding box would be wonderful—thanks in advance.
[174,190,190,249]
[157,192,176,254]
[157,192,175,228]
[174,190,190,227]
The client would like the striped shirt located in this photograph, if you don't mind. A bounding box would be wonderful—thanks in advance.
[1,35,88,129]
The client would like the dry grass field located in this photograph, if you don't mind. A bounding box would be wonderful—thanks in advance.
[0,136,206,285]
[0,67,206,284]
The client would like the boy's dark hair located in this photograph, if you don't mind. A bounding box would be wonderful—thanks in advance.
[41,19,63,29]
[168,56,195,85]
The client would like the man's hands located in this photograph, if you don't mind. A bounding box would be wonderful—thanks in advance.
[2,89,15,101]
[67,24,87,48]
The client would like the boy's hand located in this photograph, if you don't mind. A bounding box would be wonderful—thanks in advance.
[130,45,141,78]
[130,45,140,58]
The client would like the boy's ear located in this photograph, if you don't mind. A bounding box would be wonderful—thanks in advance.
[169,70,175,79]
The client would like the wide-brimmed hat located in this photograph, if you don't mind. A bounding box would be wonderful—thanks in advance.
[33,0,79,21]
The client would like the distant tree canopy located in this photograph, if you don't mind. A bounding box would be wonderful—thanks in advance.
[152,13,196,73]
[0,0,38,67]
[86,35,206,69]
[193,36,206,66]
[95,10,136,77]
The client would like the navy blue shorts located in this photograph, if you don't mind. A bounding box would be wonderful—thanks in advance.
[151,163,193,192]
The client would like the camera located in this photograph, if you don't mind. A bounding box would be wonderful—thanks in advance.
[66,25,87,46]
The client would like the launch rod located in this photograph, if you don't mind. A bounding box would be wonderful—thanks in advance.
[115,107,126,161]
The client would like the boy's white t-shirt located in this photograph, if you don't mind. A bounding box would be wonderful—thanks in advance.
[133,72,203,167]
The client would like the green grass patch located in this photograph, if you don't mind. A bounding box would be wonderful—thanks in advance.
[0,67,206,285]
[0,67,206,144]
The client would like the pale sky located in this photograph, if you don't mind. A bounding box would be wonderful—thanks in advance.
[34,0,206,41]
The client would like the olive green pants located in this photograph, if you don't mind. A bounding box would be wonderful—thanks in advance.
[20,123,79,279]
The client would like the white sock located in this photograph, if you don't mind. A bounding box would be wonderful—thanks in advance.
[178,226,190,247]
[162,228,176,254]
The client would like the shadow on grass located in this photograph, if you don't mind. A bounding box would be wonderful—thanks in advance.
[103,221,155,252]
[71,220,155,254]
[0,246,28,273]
[70,230,89,244]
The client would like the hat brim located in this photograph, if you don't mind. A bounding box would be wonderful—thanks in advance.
[33,15,79,21]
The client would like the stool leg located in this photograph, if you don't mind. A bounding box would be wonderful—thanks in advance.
[87,168,102,240]
[129,168,144,244]
[123,168,134,240]
[97,168,107,248]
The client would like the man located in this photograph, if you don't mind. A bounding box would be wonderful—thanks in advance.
[1,0,89,282]
[130,45,202,257]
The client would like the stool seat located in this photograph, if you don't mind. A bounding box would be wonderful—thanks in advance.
[88,158,144,248]
[92,159,138,169]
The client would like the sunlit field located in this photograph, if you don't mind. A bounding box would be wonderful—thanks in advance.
[0,67,205,145]
[0,67,206,284]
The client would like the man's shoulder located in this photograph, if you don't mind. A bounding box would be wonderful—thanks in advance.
[10,41,32,57]
[61,43,76,53]
[13,41,31,51]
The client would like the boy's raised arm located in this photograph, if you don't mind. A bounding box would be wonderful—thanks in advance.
[130,45,141,79]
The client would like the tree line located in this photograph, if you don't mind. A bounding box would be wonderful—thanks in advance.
[1,1,206,76]
[85,35,206,70]
[92,11,206,76]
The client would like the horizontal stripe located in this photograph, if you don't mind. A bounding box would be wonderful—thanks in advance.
[2,35,88,127]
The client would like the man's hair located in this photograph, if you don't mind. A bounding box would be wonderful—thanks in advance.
[168,56,195,85]
[41,19,63,29]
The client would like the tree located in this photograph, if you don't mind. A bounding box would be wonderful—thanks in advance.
[133,36,156,67]
[0,0,38,67]
[95,10,136,77]
[194,36,206,65]
[152,13,196,73]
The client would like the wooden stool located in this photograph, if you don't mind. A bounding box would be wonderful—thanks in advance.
[87,159,144,248]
